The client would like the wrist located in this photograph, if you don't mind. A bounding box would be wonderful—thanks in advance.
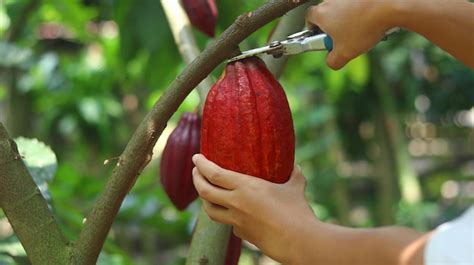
[285,216,322,265]
[377,0,408,30]
[387,0,422,30]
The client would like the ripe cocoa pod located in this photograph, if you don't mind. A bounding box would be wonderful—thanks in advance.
[225,234,242,265]
[182,0,218,37]
[201,57,295,183]
[160,112,200,210]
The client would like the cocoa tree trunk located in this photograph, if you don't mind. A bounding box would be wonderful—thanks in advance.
[370,52,422,205]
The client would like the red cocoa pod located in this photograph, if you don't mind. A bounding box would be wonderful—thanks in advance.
[225,234,242,265]
[201,57,295,183]
[182,0,218,37]
[160,112,201,210]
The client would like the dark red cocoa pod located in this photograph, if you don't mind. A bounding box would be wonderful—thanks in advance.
[160,112,201,210]
[201,57,295,183]
[225,234,242,265]
[182,0,218,37]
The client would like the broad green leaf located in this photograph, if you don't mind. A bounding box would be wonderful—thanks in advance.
[14,137,57,203]
[0,241,26,258]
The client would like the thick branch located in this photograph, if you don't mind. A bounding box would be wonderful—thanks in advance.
[0,123,70,265]
[72,1,308,264]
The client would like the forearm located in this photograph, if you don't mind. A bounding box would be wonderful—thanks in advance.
[391,0,474,68]
[289,221,431,265]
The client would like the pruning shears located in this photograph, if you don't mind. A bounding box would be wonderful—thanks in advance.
[227,27,400,63]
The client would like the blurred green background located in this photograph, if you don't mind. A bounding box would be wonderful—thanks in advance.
[0,0,473,264]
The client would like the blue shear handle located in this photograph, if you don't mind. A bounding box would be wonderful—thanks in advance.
[324,35,333,51]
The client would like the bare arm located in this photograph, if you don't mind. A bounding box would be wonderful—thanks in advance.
[305,0,474,69]
[294,221,432,265]
[192,154,432,265]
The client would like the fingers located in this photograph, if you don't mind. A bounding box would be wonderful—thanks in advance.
[193,168,233,208]
[305,5,320,29]
[326,50,349,70]
[192,154,239,190]
[202,201,235,225]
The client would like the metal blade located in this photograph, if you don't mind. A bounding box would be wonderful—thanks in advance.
[227,45,277,63]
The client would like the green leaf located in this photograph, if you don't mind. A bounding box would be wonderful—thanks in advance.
[0,240,29,265]
[41,0,97,40]
[0,41,32,68]
[346,54,369,89]
[14,137,58,203]
[0,241,26,258]
[0,254,16,265]
[0,84,6,100]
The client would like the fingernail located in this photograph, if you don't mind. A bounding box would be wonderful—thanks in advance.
[192,154,198,164]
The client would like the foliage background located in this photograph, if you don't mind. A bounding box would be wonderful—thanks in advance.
[0,0,473,264]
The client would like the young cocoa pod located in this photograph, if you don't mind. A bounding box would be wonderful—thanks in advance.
[182,0,218,37]
[201,57,295,183]
[160,112,200,210]
[225,234,242,265]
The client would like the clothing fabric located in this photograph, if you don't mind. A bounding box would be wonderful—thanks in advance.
[425,206,474,265]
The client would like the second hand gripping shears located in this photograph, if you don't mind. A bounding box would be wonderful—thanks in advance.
[227,27,400,63]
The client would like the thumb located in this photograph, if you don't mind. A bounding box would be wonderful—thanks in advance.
[287,165,306,188]
[326,50,348,70]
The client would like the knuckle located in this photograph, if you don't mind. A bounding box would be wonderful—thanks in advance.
[231,213,243,228]
[232,227,243,238]
[208,168,221,183]
[229,198,241,210]
[199,187,211,199]
[208,213,220,223]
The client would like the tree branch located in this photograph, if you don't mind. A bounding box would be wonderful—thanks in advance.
[161,0,215,113]
[0,123,70,264]
[72,1,309,264]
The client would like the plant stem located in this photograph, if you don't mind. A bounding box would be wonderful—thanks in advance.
[186,211,232,265]
[370,52,422,204]
[161,0,215,113]
[162,1,232,263]
[0,123,70,265]
[72,1,309,264]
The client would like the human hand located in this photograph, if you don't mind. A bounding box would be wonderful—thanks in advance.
[305,0,396,69]
[192,154,317,264]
